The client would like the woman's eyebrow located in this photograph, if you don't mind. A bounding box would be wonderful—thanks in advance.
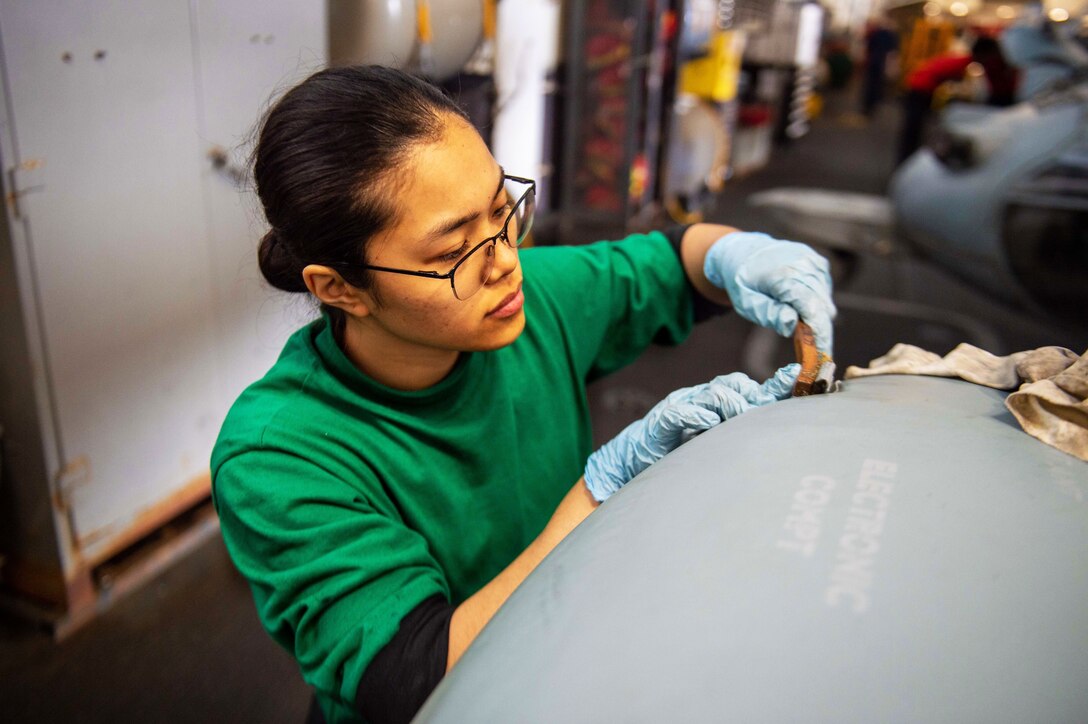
[422,167,506,244]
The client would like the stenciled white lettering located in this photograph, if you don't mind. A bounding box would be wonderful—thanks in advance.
[777,475,836,558]
[824,459,898,614]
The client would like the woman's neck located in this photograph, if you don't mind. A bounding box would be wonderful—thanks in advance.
[339,316,461,391]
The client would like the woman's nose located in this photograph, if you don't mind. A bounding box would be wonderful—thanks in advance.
[488,236,519,281]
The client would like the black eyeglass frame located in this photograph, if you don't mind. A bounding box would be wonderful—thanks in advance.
[333,174,536,300]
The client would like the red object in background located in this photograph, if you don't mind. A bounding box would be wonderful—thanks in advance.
[586,32,625,59]
[585,184,621,211]
[906,50,1019,103]
[738,104,773,127]
[661,9,677,42]
[906,54,973,93]
[585,137,624,163]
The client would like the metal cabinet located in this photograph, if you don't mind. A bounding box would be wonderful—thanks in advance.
[0,1,324,633]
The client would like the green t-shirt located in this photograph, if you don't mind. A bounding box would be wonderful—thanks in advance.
[211,232,695,721]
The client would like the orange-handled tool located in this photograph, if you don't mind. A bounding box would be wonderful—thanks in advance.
[792,321,836,396]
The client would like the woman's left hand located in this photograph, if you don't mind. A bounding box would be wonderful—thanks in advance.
[704,231,837,352]
[584,364,800,502]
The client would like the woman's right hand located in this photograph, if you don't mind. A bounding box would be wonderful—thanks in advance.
[583,364,800,502]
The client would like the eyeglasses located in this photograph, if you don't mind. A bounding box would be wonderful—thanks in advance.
[338,174,536,301]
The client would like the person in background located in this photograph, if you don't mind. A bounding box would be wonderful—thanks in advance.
[823,34,856,92]
[897,35,1019,164]
[860,16,899,117]
[211,65,836,724]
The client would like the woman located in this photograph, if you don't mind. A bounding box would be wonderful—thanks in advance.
[212,65,835,724]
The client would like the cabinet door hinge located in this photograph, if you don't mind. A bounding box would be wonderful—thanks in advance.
[7,158,46,219]
[53,455,92,512]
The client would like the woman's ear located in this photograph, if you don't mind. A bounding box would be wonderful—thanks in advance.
[302,265,373,317]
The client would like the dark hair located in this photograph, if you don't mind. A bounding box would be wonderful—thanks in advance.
[253,65,469,303]
[970,36,1002,61]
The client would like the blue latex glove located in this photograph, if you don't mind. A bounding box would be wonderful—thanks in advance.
[584,364,800,502]
[704,231,836,352]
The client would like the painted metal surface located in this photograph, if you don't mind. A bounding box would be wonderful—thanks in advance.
[328,0,417,68]
[191,0,325,432]
[418,376,1088,723]
[0,1,219,548]
[0,1,322,591]
[327,0,482,81]
[892,100,1083,303]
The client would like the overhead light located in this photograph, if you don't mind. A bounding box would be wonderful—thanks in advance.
[995,5,1016,19]
[923,1,943,17]
[1048,7,1070,22]
[950,2,969,17]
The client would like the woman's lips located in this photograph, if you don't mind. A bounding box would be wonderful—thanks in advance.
[487,284,524,318]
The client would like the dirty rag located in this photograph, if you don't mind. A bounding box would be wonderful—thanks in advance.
[845,343,1088,462]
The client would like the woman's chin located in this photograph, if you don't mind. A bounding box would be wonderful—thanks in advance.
[474,310,527,351]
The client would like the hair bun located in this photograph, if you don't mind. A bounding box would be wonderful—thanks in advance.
[257,229,309,293]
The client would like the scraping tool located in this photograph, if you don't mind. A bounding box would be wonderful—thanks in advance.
[792,320,837,396]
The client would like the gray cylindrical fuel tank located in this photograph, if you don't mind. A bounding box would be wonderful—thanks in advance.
[416,376,1088,723]
[328,0,483,81]
[328,0,417,69]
